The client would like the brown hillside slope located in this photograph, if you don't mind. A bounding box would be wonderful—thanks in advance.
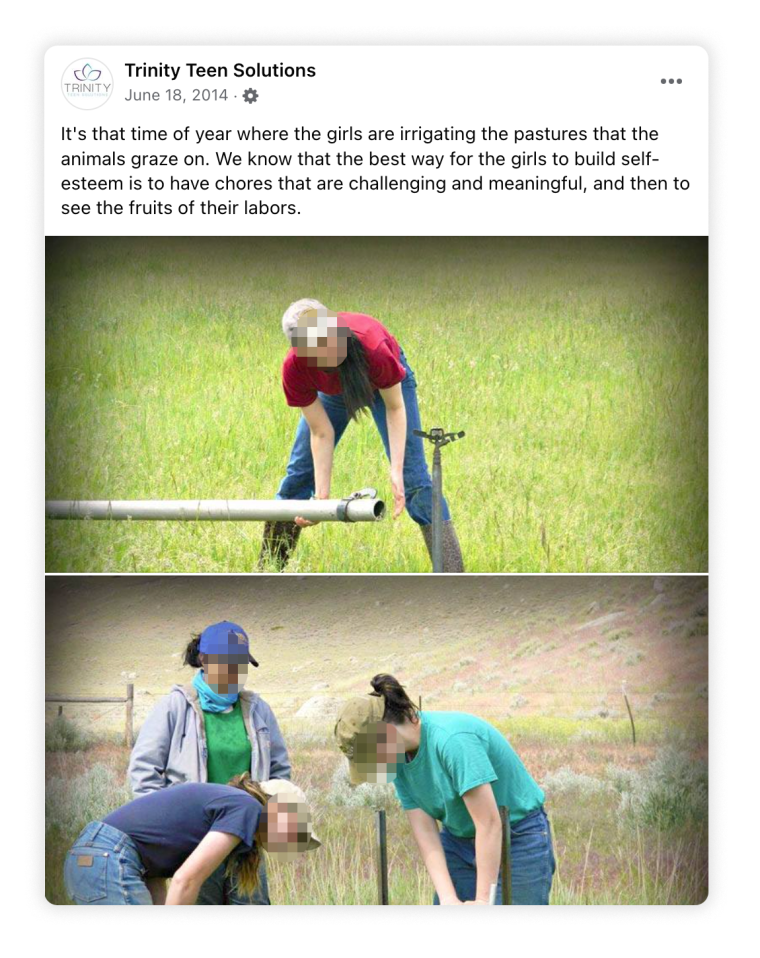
[46,575,707,733]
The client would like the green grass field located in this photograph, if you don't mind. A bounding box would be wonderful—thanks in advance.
[45,236,707,572]
[45,717,707,906]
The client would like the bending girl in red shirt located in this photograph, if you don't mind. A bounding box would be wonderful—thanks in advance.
[260,298,464,572]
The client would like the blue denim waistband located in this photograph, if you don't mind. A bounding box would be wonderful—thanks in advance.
[442,806,547,843]
[73,820,141,860]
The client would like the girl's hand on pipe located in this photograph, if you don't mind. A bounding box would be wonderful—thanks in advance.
[390,471,406,519]
[295,496,327,528]
[295,515,319,528]
[439,896,464,905]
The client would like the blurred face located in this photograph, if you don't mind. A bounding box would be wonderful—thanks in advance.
[353,721,405,783]
[261,798,314,862]
[202,653,248,694]
[292,309,349,368]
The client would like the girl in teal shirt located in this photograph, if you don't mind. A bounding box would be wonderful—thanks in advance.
[335,675,555,905]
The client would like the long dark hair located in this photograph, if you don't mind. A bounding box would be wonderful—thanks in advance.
[226,773,268,895]
[370,674,419,725]
[339,335,376,422]
[183,632,203,668]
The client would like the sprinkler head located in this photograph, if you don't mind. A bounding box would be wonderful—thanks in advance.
[414,428,466,448]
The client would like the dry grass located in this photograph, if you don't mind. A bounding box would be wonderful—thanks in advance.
[46,717,707,905]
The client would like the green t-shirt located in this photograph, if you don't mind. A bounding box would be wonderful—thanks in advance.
[393,711,545,837]
[202,700,253,785]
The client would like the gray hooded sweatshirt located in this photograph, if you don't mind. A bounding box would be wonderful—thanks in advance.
[128,683,290,795]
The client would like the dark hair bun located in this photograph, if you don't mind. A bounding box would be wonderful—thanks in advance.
[370,673,399,694]
[183,633,203,669]
[369,674,418,724]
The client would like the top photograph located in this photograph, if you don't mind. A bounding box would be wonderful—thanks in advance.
[45,234,707,573]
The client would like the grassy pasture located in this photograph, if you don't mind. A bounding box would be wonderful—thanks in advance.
[45,236,707,572]
[45,718,707,906]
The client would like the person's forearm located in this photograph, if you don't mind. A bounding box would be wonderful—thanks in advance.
[386,404,406,479]
[310,429,335,499]
[411,821,459,904]
[165,876,203,905]
[473,820,503,903]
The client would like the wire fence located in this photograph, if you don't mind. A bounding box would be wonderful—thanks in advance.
[45,683,134,746]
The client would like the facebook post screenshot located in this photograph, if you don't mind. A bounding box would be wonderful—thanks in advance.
[43,44,708,916]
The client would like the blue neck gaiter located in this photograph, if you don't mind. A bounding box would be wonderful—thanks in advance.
[192,670,240,713]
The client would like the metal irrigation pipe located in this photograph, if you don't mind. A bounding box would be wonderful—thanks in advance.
[413,428,465,573]
[45,491,385,524]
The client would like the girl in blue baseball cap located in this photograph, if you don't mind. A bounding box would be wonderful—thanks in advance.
[127,620,291,905]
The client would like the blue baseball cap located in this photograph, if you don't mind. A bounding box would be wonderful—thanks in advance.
[198,621,259,667]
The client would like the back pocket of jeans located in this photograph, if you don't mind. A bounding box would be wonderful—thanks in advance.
[64,849,109,903]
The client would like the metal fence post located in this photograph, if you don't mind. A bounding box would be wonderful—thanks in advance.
[622,681,636,746]
[412,428,465,573]
[499,806,512,905]
[375,809,389,905]
[431,445,443,572]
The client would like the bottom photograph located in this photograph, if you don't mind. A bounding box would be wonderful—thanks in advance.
[45,574,708,906]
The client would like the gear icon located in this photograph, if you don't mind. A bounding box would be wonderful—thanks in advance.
[242,88,258,104]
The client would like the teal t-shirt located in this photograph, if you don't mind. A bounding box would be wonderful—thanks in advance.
[393,712,545,836]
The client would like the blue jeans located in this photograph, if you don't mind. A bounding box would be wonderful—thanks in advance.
[433,808,556,906]
[196,859,270,905]
[64,821,152,905]
[276,350,450,526]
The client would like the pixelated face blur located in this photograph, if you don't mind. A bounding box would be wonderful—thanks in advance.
[292,308,349,368]
[262,798,313,862]
[203,653,248,694]
[353,721,405,783]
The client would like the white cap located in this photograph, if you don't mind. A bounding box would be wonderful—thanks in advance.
[281,298,329,342]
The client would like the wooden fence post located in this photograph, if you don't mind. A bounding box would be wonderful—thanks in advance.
[125,683,134,747]
[46,686,135,745]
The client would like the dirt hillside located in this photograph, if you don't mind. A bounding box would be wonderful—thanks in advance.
[46,575,707,733]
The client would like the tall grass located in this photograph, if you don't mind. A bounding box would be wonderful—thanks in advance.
[551,827,707,904]
[45,738,707,905]
[45,763,133,835]
[45,716,91,752]
[45,763,133,903]
[610,746,708,831]
[45,236,708,573]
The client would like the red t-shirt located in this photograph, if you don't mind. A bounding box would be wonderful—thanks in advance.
[282,312,406,407]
